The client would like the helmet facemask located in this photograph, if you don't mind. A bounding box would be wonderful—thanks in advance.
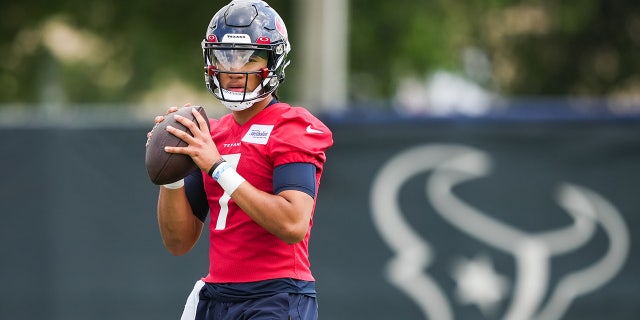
[204,48,278,111]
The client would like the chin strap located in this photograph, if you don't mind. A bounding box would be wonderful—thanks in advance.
[213,70,274,111]
[218,82,269,111]
[221,95,267,111]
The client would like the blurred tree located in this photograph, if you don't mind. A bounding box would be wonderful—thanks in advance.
[348,0,640,101]
[1,0,639,108]
[0,0,291,108]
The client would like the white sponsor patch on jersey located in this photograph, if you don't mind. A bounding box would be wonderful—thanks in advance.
[242,124,274,145]
[221,34,251,43]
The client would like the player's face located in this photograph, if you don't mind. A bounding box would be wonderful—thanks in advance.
[212,49,268,93]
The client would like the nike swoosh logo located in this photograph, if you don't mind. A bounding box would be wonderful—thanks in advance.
[306,125,324,134]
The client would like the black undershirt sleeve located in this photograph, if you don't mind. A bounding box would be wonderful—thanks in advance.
[273,162,316,198]
[184,169,209,222]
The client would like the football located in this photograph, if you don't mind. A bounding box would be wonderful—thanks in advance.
[145,106,210,185]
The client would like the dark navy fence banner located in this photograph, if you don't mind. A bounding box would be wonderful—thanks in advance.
[314,117,640,320]
[1,114,639,319]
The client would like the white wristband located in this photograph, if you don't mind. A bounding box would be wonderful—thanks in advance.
[162,178,185,189]
[211,162,246,195]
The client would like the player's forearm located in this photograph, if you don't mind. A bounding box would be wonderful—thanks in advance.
[231,185,313,244]
[157,188,203,255]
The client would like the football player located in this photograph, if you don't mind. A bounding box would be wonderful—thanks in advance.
[150,1,333,319]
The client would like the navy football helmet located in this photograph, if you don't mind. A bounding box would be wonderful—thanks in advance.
[202,0,291,111]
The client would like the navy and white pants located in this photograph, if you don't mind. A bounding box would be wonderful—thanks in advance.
[180,280,318,320]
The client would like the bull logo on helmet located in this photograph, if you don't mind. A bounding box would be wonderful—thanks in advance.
[275,15,287,38]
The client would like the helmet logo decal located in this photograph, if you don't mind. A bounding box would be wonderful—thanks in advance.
[275,16,288,38]
[207,34,218,42]
[221,34,251,43]
[256,37,271,44]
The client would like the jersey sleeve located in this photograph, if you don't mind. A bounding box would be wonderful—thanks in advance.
[269,107,333,168]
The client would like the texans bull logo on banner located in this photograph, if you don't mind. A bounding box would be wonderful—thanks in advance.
[370,144,630,320]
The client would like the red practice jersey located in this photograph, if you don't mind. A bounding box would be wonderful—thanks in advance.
[202,102,333,283]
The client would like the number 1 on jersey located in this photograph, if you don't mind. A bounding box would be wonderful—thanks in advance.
[215,153,241,230]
